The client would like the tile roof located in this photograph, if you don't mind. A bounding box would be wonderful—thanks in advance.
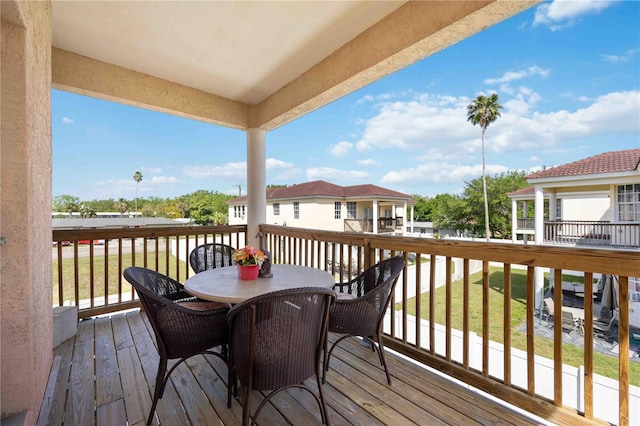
[229,180,413,203]
[506,187,535,197]
[526,148,640,180]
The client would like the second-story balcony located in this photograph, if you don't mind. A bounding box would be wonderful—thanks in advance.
[344,217,404,234]
[515,219,640,249]
[48,224,640,425]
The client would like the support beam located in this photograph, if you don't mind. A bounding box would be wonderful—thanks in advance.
[52,48,249,130]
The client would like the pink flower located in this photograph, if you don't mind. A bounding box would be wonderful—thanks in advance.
[232,246,266,265]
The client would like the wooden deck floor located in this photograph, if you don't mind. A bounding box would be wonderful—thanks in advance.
[39,310,544,426]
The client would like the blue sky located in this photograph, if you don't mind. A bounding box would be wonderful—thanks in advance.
[53,0,640,201]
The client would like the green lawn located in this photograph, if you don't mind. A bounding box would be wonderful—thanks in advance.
[53,251,187,304]
[399,266,639,384]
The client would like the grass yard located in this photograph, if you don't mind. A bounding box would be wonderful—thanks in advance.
[53,251,188,305]
[400,266,639,384]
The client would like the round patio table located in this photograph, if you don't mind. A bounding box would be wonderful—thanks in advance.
[184,264,336,304]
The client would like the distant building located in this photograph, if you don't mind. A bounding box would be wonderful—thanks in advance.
[227,180,415,234]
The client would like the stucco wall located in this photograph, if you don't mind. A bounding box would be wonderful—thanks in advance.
[560,191,611,221]
[1,1,52,422]
[264,199,343,232]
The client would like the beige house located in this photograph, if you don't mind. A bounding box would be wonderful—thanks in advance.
[227,180,415,234]
[509,148,640,249]
[0,2,541,423]
[509,148,640,329]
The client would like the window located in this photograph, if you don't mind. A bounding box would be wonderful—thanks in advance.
[334,202,341,219]
[293,202,300,219]
[556,199,562,220]
[273,203,280,216]
[617,184,640,222]
[346,202,356,219]
[234,205,245,218]
[363,207,372,220]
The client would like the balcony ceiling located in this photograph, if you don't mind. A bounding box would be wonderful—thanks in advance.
[51,1,538,130]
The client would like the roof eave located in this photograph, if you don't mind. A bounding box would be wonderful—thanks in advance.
[527,170,640,187]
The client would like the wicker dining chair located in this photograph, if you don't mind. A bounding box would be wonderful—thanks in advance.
[227,287,336,426]
[124,266,231,425]
[189,243,235,273]
[323,256,405,385]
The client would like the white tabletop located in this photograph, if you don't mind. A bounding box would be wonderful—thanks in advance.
[184,264,336,304]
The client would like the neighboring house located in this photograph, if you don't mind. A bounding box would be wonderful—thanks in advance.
[508,148,640,249]
[227,180,415,234]
[509,149,640,329]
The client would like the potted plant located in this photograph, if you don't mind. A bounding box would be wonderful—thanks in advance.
[232,246,266,280]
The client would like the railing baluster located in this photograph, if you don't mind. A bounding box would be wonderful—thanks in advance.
[503,263,511,385]
[463,258,470,369]
[526,265,534,395]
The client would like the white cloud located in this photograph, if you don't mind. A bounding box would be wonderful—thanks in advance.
[484,66,550,85]
[357,159,378,166]
[62,117,74,124]
[356,95,374,104]
[601,49,640,63]
[142,167,162,175]
[149,176,178,184]
[381,162,509,185]
[266,158,301,181]
[266,158,293,170]
[329,141,353,157]
[306,167,368,182]
[503,86,542,116]
[351,89,639,160]
[355,94,471,152]
[184,162,246,178]
[533,0,615,31]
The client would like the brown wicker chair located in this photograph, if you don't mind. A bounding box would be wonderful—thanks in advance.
[189,243,235,273]
[323,256,405,385]
[227,287,336,426]
[124,266,230,425]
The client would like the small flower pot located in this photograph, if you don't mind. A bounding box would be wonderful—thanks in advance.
[237,264,260,280]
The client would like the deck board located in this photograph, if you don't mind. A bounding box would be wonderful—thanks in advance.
[40,310,544,425]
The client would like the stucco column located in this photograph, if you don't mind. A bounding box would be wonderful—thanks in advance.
[534,186,545,311]
[1,2,53,423]
[372,199,378,233]
[548,192,557,221]
[511,199,517,243]
[246,128,266,246]
[404,201,409,235]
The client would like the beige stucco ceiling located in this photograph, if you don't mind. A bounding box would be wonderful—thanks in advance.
[51,1,539,131]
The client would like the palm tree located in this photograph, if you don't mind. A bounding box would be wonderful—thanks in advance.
[118,198,128,216]
[133,171,143,214]
[467,93,502,242]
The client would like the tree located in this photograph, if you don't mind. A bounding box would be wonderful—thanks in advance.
[53,195,80,213]
[462,171,528,238]
[182,190,235,225]
[467,93,502,241]
[429,193,471,234]
[133,171,143,213]
[118,198,128,216]
[411,195,433,222]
